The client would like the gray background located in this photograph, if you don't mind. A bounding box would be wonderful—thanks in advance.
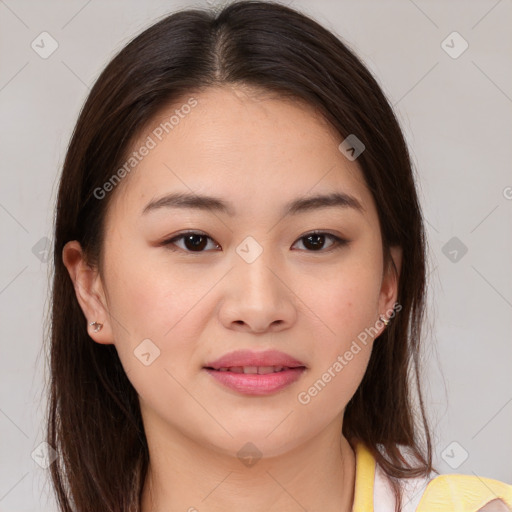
[1,0,511,509]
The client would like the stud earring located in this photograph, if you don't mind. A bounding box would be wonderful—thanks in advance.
[379,315,390,326]
[89,321,103,333]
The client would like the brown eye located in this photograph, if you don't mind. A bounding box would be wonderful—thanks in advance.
[293,231,348,252]
[163,232,219,253]
[162,230,348,254]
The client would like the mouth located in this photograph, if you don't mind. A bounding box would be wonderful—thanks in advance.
[203,365,305,374]
[202,349,307,395]
[202,365,307,395]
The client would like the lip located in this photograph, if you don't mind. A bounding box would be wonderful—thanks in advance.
[204,367,306,396]
[203,349,307,396]
[203,349,306,370]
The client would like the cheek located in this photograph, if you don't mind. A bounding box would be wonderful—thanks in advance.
[296,254,382,395]
[105,261,205,413]
[102,247,208,383]
[105,238,209,338]
[294,274,378,418]
[305,259,382,341]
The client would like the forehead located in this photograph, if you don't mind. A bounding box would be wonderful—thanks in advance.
[106,85,376,224]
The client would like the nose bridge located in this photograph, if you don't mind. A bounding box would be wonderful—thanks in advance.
[233,234,281,296]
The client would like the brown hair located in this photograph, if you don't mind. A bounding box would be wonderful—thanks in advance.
[45,1,437,511]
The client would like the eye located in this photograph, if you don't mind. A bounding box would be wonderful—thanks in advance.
[162,231,220,253]
[161,230,348,253]
[292,231,348,252]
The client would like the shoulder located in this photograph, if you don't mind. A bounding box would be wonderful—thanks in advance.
[373,458,432,512]
[415,473,512,512]
[374,449,512,512]
[352,439,512,512]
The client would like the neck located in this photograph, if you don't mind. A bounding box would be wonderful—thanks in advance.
[140,418,356,512]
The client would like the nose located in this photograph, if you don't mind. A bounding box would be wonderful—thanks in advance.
[218,249,297,334]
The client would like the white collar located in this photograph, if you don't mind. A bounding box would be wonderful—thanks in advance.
[373,456,434,512]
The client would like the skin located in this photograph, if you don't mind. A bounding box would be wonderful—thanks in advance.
[63,85,402,512]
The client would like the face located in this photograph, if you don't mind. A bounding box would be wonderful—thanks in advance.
[64,85,401,459]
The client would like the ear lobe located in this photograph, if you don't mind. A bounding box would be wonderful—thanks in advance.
[62,240,114,345]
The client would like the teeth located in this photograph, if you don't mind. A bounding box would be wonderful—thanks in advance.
[256,366,275,375]
[216,366,291,373]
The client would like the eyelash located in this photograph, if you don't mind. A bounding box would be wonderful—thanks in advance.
[161,230,349,254]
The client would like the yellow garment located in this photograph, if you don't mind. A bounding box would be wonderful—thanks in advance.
[351,439,512,512]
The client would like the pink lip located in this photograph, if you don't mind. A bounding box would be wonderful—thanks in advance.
[204,349,306,369]
[203,349,307,396]
[204,367,306,396]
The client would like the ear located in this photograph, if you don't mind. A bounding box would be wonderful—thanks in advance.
[378,245,402,321]
[62,240,114,345]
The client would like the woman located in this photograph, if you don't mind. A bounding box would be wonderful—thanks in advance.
[46,1,512,511]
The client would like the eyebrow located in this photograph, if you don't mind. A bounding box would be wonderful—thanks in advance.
[142,191,364,217]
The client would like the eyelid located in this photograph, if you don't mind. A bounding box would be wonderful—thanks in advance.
[293,230,349,252]
[162,230,220,252]
[161,230,349,253]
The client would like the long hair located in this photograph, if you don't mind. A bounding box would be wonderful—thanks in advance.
[44,2,437,510]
